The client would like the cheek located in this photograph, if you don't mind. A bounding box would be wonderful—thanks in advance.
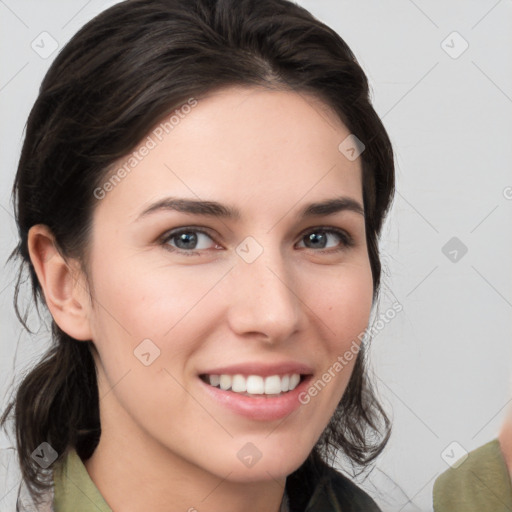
[86,260,222,428]
[302,261,373,408]
[87,252,227,365]
[313,261,374,345]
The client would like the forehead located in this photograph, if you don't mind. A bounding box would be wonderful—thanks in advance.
[95,86,363,223]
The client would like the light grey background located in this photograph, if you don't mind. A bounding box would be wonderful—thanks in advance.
[1,1,511,510]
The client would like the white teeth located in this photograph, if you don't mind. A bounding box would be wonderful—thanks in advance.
[280,375,290,393]
[246,375,264,394]
[204,373,303,395]
[264,375,282,394]
[219,374,231,390]
[209,375,220,387]
[289,373,300,390]
[232,374,246,392]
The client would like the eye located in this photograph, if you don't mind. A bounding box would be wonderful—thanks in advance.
[160,228,219,255]
[297,227,354,252]
[159,226,354,257]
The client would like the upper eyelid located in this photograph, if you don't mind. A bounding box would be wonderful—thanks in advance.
[160,226,217,241]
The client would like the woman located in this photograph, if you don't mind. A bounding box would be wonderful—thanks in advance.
[1,0,395,510]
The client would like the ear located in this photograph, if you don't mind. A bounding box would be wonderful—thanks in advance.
[27,224,93,341]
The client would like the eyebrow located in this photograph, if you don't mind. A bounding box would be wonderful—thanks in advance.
[136,195,364,222]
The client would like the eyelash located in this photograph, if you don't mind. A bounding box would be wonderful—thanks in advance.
[159,226,355,257]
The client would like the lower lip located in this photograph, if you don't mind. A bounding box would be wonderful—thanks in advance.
[198,375,313,421]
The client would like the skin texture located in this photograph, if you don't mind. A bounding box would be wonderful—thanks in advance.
[28,86,374,512]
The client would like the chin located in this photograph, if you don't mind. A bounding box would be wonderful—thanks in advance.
[210,453,308,483]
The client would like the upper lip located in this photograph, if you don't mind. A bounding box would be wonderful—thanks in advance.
[199,361,314,377]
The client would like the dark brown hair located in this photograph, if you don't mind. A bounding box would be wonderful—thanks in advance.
[1,0,394,506]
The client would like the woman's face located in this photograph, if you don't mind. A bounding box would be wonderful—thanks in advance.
[84,85,374,481]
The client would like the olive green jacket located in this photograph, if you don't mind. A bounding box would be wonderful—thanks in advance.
[433,439,512,511]
[16,448,382,511]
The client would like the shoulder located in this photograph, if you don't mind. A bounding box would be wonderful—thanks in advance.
[433,438,512,512]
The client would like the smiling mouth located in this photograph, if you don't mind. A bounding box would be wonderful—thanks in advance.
[199,373,309,398]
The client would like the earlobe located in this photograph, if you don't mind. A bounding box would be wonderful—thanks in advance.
[27,224,93,341]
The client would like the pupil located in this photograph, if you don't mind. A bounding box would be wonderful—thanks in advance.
[177,232,197,249]
[306,232,326,248]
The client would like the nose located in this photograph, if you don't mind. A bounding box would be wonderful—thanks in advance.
[226,244,303,344]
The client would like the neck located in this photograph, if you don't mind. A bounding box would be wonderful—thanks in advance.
[84,387,286,512]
